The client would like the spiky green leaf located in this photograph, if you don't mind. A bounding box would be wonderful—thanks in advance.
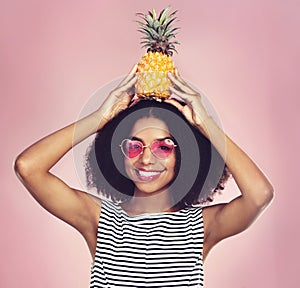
[163,17,177,30]
[158,6,170,23]
[161,10,177,26]
[152,8,157,20]
[135,12,145,18]
[136,20,149,29]
[169,10,178,19]
[136,7,180,54]
[153,20,160,30]
[165,27,180,37]
[137,28,150,36]
[141,43,152,49]
[146,15,153,26]
[158,26,164,35]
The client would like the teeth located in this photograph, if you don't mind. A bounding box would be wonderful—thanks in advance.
[138,170,161,177]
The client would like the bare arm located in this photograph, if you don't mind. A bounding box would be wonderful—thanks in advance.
[200,119,274,241]
[14,111,104,234]
[167,71,274,245]
[14,67,137,244]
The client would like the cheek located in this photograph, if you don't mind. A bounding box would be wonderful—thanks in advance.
[124,159,131,175]
[165,155,176,171]
[124,158,137,178]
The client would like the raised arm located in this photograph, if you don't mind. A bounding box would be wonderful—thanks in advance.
[167,71,274,246]
[14,67,137,253]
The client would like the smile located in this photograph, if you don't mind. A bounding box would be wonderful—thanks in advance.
[135,169,163,181]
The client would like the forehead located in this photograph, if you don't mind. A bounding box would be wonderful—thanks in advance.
[130,117,170,138]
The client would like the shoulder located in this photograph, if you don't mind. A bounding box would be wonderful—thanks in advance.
[86,193,102,209]
[92,197,123,220]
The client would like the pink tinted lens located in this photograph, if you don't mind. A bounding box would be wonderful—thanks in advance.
[151,139,175,159]
[125,140,143,158]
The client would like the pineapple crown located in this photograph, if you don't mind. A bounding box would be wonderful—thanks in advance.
[136,7,180,56]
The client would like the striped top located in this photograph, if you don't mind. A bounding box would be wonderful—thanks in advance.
[90,199,204,288]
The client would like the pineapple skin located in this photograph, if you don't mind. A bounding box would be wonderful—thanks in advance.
[136,52,175,98]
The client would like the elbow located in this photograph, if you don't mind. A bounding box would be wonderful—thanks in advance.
[14,154,34,180]
[256,184,274,209]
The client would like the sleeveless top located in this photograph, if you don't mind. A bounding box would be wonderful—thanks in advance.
[90,199,204,288]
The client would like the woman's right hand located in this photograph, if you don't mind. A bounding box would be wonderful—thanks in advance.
[98,65,138,125]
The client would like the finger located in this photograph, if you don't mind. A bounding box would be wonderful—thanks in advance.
[168,72,196,95]
[165,99,195,125]
[114,74,138,97]
[174,68,186,85]
[127,96,141,108]
[123,74,138,91]
[117,73,135,89]
[168,91,188,105]
[117,64,138,87]
[169,85,194,104]
[117,73,137,90]
[164,99,185,111]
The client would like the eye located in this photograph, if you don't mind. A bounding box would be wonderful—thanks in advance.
[131,143,141,149]
[128,141,142,150]
[159,145,172,151]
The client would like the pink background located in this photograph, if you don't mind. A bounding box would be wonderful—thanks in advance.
[1,0,299,287]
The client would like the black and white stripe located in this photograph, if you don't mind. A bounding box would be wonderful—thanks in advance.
[90,199,204,288]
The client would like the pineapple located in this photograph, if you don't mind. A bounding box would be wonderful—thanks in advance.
[135,7,180,99]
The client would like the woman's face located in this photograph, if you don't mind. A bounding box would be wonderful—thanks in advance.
[124,117,176,195]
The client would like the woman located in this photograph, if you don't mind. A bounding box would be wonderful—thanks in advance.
[14,65,274,287]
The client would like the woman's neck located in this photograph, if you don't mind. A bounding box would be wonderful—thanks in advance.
[122,189,178,215]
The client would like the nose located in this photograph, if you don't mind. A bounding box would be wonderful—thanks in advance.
[139,146,156,165]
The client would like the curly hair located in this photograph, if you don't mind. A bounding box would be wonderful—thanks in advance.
[85,99,231,208]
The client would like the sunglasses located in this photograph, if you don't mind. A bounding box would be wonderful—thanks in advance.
[120,138,177,159]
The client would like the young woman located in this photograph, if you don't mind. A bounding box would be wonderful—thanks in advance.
[14,65,273,287]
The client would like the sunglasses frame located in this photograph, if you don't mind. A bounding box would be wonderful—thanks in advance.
[119,138,177,159]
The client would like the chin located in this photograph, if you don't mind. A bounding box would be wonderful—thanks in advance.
[134,181,172,195]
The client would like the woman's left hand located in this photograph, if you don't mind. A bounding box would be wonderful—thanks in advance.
[166,70,211,137]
